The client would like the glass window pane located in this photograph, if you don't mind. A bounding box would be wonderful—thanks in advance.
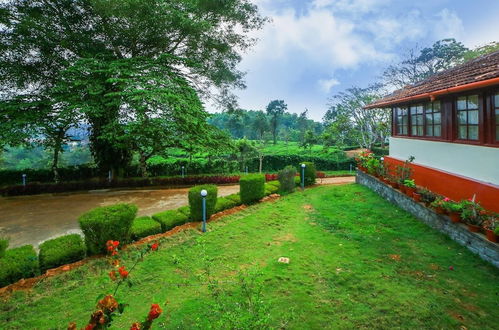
[433,101,441,112]
[426,113,433,124]
[411,126,417,135]
[417,115,423,125]
[468,110,479,125]
[495,110,499,124]
[468,126,479,140]
[434,113,441,124]
[457,96,467,110]
[458,111,467,124]
[467,95,479,109]
[402,126,407,135]
[434,125,441,137]
[495,94,499,107]
[496,126,499,141]
[417,126,423,136]
[458,125,467,139]
[403,116,408,125]
[426,125,433,136]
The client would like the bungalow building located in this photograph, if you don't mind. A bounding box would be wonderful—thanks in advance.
[365,51,499,212]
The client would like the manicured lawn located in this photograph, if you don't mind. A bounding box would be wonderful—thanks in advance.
[1,184,497,329]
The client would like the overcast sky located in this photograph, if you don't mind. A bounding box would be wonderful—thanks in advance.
[213,0,499,121]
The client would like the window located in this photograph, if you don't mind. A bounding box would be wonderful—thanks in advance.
[395,107,408,135]
[495,94,499,142]
[410,104,424,136]
[424,101,441,137]
[456,95,479,140]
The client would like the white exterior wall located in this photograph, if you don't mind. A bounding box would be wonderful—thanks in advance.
[389,137,499,186]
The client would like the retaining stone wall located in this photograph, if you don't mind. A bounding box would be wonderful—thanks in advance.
[356,170,499,268]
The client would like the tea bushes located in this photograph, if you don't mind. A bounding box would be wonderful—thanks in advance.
[152,210,188,232]
[131,216,162,240]
[240,174,265,204]
[188,185,218,221]
[38,234,86,272]
[79,203,137,255]
[0,245,38,287]
[278,166,296,192]
[301,162,317,186]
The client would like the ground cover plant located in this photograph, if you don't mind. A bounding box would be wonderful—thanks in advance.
[0,184,497,329]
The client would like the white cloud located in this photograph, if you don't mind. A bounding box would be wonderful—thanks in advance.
[318,78,340,93]
[433,8,464,40]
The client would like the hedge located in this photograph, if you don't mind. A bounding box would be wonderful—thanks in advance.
[246,155,355,172]
[278,166,296,193]
[78,203,137,255]
[38,234,86,272]
[240,174,265,204]
[0,245,39,287]
[188,185,218,222]
[214,197,240,213]
[131,216,162,240]
[0,238,8,258]
[300,162,317,186]
[152,210,189,232]
[225,193,242,206]
[372,147,389,156]
[265,182,279,195]
[177,205,191,217]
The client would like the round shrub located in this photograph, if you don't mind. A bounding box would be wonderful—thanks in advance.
[0,238,8,258]
[188,185,218,221]
[300,162,316,186]
[78,203,138,255]
[38,234,86,272]
[240,174,265,204]
[0,245,38,287]
[278,166,297,192]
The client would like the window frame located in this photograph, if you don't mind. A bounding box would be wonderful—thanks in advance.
[394,106,409,136]
[453,93,482,143]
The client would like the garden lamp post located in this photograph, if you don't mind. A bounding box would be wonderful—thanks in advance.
[301,163,306,190]
[201,189,208,233]
[22,173,26,187]
[182,166,185,178]
[349,164,353,173]
[245,166,248,174]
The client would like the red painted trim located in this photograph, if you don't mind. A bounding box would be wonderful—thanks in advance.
[384,156,499,213]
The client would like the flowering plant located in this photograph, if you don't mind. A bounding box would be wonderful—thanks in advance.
[395,156,415,184]
[482,213,498,231]
[68,241,162,330]
[460,198,485,226]
[441,199,463,214]
[355,150,374,170]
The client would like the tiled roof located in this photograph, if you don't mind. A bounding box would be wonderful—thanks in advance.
[366,50,499,108]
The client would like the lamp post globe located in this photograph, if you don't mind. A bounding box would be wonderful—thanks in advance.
[301,163,306,168]
[200,189,208,197]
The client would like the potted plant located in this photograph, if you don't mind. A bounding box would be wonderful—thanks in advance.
[418,188,437,207]
[430,197,447,215]
[395,156,415,192]
[403,179,416,197]
[442,199,463,223]
[413,188,422,202]
[460,199,485,233]
[355,150,373,172]
[482,213,498,243]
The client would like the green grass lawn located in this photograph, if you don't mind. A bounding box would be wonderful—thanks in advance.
[1,184,497,329]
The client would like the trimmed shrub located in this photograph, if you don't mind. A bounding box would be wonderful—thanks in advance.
[300,162,317,186]
[38,234,86,272]
[177,205,191,217]
[131,216,162,240]
[152,210,188,232]
[265,183,279,195]
[278,166,296,192]
[240,174,265,204]
[0,245,38,287]
[226,193,242,206]
[188,185,218,221]
[0,238,8,258]
[78,203,137,255]
[214,196,240,213]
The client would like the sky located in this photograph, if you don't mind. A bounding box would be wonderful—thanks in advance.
[214,0,499,121]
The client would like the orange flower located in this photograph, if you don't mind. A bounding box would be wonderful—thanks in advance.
[130,322,141,330]
[85,324,95,330]
[109,270,117,281]
[118,266,129,279]
[151,243,159,251]
[147,303,162,321]
[67,322,77,330]
[97,295,119,313]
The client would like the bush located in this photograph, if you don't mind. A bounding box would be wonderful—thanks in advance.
[177,205,191,217]
[214,197,240,213]
[0,245,38,287]
[300,162,316,186]
[188,185,218,221]
[225,193,242,206]
[78,203,138,255]
[38,234,86,272]
[152,210,188,232]
[265,183,279,195]
[240,174,265,204]
[131,216,162,240]
[0,238,8,258]
[278,166,296,192]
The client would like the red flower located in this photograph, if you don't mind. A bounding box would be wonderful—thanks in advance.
[118,266,129,279]
[111,251,118,256]
[97,296,118,313]
[113,241,120,247]
[130,323,141,330]
[85,324,95,330]
[147,303,162,321]
[107,245,115,252]
[151,243,159,251]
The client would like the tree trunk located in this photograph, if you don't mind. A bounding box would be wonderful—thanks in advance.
[51,128,65,183]
[139,151,149,178]
[259,153,263,173]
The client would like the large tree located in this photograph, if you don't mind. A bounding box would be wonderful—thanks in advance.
[265,100,287,145]
[0,0,266,177]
